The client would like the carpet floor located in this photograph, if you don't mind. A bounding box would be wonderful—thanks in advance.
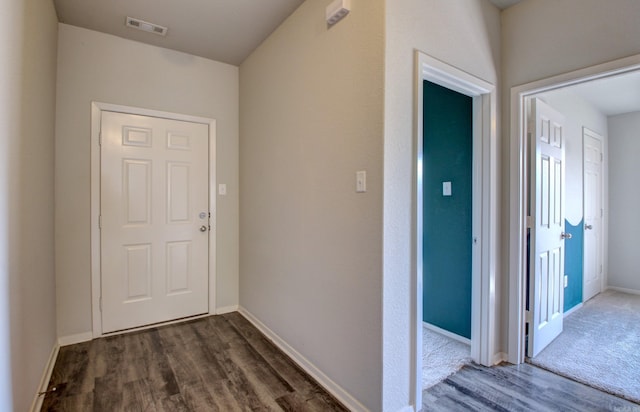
[529,289,640,404]
[422,325,472,390]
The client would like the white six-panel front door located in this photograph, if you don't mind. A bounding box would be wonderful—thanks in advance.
[528,98,566,358]
[101,111,209,333]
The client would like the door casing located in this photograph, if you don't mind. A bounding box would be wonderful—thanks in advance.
[90,102,217,338]
[414,51,498,408]
[508,54,640,364]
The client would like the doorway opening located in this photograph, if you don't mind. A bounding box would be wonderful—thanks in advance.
[421,79,474,389]
[509,54,640,403]
[414,51,498,407]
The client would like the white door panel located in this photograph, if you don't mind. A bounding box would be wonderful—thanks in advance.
[528,98,565,358]
[101,111,209,333]
[583,129,603,302]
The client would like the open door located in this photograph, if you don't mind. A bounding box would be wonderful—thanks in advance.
[528,98,566,358]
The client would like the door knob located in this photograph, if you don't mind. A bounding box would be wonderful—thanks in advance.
[585,224,593,230]
[561,232,572,240]
[200,225,208,232]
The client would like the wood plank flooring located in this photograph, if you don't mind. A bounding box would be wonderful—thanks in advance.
[41,313,348,411]
[423,362,640,411]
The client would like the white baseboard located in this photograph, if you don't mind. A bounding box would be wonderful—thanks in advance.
[607,286,640,296]
[564,303,583,317]
[395,407,415,412]
[215,305,239,315]
[492,352,507,365]
[58,331,93,346]
[423,322,471,345]
[238,306,368,412]
[30,343,59,412]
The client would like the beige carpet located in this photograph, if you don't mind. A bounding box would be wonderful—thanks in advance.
[422,325,471,390]
[529,289,640,404]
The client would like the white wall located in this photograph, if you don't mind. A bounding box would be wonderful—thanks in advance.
[239,0,384,410]
[384,0,501,409]
[537,91,608,225]
[501,0,640,357]
[55,24,239,339]
[0,0,58,410]
[608,112,640,291]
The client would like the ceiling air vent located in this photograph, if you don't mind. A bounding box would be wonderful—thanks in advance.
[126,17,168,36]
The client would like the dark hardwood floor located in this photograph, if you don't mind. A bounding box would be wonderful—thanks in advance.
[423,362,640,411]
[41,313,348,411]
[44,312,640,411]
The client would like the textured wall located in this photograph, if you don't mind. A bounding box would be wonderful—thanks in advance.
[0,0,58,409]
[608,112,640,292]
[423,81,473,339]
[239,0,384,409]
[563,219,584,312]
[384,0,501,408]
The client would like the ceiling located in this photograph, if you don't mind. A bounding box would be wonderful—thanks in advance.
[53,0,306,66]
[541,70,640,117]
[54,0,526,67]
[52,0,639,115]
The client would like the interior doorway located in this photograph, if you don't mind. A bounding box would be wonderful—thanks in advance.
[421,80,474,389]
[509,56,640,400]
[414,51,498,406]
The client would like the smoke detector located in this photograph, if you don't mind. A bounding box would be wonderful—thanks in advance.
[126,17,168,36]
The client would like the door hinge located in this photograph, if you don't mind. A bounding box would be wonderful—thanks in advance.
[525,310,533,323]
[99,132,102,146]
[99,215,102,229]
[99,297,102,312]
[526,216,533,228]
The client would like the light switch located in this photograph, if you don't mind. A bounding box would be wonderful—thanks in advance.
[443,181,452,196]
[218,184,227,196]
[356,171,366,193]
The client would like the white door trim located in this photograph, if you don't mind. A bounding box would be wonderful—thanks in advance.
[90,102,217,338]
[508,54,640,364]
[414,51,498,407]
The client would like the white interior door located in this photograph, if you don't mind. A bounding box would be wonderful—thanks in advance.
[528,98,566,358]
[583,128,603,302]
[101,111,210,333]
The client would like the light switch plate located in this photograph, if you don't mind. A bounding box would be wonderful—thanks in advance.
[443,181,452,196]
[356,171,366,193]
[218,184,227,196]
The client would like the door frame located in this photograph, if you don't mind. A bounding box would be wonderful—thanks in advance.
[508,54,640,364]
[90,102,217,338]
[582,127,605,301]
[414,51,498,406]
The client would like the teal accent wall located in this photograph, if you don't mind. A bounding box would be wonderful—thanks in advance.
[422,81,472,339]
[564,219,584,312]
